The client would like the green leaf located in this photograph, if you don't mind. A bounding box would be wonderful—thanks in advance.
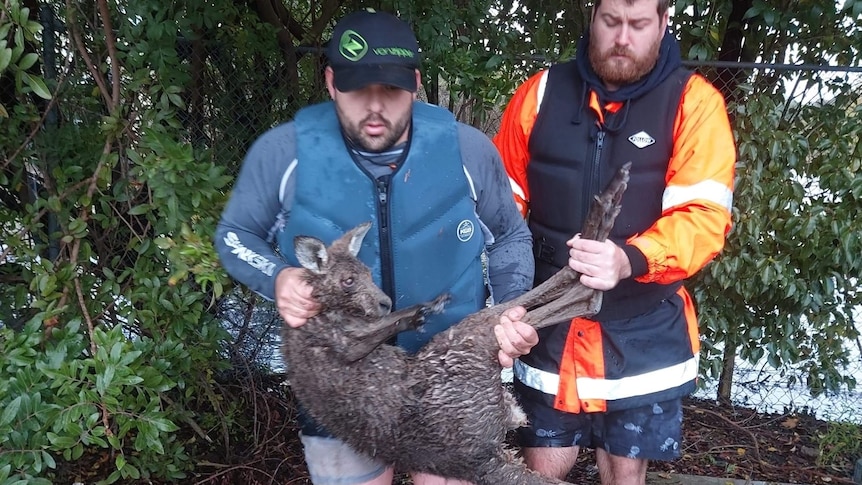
[17,7,31,24]
[128,204,152,215]
[22,72,51,99]
[110,341,123,361]
[484,54,503,69]
[107,469,123,483]
[13,28,24,57]
[47,196,62,212]
[37,274,57,296]
[71,442,84,460]
[0,396,21,426]
[125,463,141,479]
[167,92,185,108]
[108,433,121,449]
[154,236,173,249]
[150,417,179,433]
[68,218,89,237]
[0,47,12,72]
[118,350,142,367]
[46,432,77,449]
[17,52,38,70]
[24,20,43,37]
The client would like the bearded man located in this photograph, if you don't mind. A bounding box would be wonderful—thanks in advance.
[493,0,737,483]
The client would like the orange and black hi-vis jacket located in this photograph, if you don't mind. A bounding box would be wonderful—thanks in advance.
[493,60,736,414]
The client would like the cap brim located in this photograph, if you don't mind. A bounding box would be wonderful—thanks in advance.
[333,65,417,92]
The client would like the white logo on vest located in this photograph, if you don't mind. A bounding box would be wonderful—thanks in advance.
[628,131,656,149]
[457,220,474,242]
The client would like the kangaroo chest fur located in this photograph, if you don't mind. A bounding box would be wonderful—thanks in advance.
[282,307,512,474]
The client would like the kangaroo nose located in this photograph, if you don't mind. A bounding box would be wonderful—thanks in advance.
[379,300,392,314]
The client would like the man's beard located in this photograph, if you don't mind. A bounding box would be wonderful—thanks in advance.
[337,109,411,153]
[589,37,662,87]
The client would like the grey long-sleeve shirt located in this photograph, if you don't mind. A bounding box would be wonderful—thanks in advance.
[214,118,533,305]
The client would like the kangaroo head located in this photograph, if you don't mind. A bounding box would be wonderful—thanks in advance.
[294,222,393,319]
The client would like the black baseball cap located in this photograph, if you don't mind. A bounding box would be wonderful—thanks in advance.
[327,9,420,92]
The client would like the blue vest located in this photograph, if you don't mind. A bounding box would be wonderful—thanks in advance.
[279,101,486,353]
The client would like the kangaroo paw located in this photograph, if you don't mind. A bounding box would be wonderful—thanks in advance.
[422,293,451,316]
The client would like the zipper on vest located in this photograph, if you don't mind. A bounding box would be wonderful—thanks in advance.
[376,176,395,299]
[583,129,606,223]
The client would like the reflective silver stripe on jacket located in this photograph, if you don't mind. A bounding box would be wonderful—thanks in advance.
[663,181,733,212]
[513,356,699,400]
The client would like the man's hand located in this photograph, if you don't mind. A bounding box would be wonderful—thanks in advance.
[566,234,632,291]
[494,306,538,368]
[275,267,321,328]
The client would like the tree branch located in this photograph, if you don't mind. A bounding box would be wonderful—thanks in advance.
[66,0,112,109]
[96,0,120,110]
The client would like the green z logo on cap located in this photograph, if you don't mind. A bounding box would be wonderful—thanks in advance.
[339,30,368,62]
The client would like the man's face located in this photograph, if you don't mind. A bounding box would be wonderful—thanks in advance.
[589,0,668,90]
[325,67,418,152]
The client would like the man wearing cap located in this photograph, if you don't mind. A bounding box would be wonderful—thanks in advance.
[214,8,537,485]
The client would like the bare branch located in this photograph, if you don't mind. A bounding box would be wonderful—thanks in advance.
[96,0,120,110]
[66,0,112,109]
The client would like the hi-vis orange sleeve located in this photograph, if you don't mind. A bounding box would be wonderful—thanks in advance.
[627,74,736,285]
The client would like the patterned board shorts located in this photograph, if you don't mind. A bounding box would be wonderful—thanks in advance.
[516,397,684,461]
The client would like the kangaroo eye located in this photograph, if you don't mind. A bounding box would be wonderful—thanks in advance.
[342,277,355,288]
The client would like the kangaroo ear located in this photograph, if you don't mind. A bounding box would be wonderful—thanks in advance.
[345,222,372,257]
[294,236,328,274]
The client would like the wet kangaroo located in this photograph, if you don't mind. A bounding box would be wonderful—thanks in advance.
[281,164,631,485]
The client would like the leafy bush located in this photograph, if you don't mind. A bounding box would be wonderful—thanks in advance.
[0,118,235,482]
[1,2,236,478]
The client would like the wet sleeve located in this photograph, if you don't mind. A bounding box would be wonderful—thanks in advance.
[213,123,298,300]
[458,123,534,303]
[627,75,736,283]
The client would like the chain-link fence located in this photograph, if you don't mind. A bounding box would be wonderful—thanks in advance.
[198,39,862,424]
[686,60,862,424]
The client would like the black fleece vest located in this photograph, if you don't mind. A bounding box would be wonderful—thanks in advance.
[527,60,692,320]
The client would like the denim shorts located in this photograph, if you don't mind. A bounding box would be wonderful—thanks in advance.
[516,397,684,461]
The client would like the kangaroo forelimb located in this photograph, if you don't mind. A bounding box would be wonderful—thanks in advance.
[506,163,631,323]
[341,294,451,362]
